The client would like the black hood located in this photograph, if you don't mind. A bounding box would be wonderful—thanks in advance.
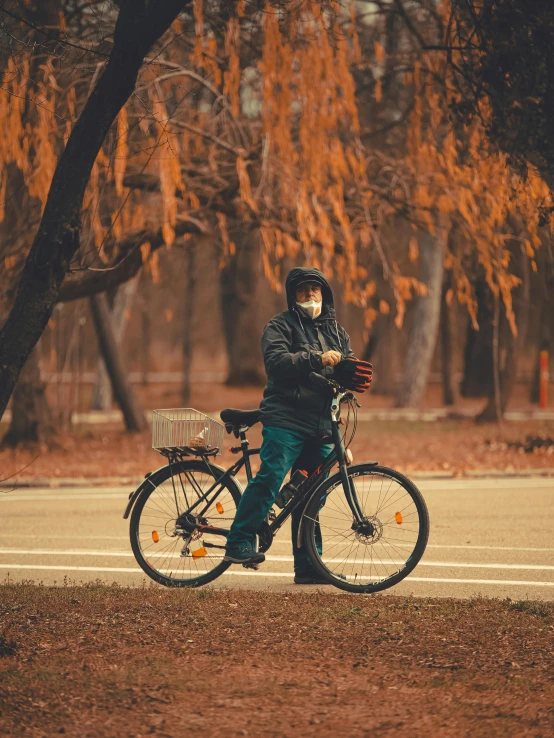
[285,267,334,313]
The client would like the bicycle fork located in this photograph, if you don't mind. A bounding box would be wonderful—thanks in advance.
[330,399,365,525]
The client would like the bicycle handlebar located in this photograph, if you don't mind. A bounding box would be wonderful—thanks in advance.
[309,372,360,407]
[309,371,334,389]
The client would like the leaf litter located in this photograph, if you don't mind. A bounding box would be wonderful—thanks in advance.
[1,584,553,737]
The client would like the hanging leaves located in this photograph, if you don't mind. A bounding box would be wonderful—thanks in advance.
[114,107,128,198]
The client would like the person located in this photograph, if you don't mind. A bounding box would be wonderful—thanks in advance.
[224,266,365,584]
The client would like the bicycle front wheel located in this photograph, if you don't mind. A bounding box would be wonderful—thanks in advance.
[130,460,241,587]
[302,463,429,593]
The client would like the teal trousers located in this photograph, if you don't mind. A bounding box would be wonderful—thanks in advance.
[226,426,333,576]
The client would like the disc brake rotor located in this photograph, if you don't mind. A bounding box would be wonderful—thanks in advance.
[353,516,383,545]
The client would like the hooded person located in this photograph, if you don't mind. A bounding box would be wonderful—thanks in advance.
[223,267,358,583]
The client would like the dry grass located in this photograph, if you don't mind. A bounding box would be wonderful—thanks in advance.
[1,584,553,737]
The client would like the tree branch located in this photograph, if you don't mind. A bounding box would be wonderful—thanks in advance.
[58,216,207,302]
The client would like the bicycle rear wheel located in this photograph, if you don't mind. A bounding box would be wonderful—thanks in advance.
[130,460,241,587]
[302,463,429,593]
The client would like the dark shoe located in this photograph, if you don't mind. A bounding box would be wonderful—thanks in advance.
[294,574,332,585]
[294,573,346,585]
[224,544,265,565]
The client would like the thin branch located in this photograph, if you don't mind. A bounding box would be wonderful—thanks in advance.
[0,5,110,59]
[171,118,248,157]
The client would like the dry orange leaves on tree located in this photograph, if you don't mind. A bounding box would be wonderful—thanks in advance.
[0,0,551,330]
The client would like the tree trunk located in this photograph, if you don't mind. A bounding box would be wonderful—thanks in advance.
[361,323,380,363]
[2,347,56,446]
[477,251,531,422]
[396,228,446,408]
[220,227,265,386]
[530,285,552,403]
[140,303,151,386]
[92,276,139,410]
[182,241,196,404]
[0,1,190,420]
[362,313,396,395]
[460,279,494,397]
[440,276,456,406]
[89,292,147,432]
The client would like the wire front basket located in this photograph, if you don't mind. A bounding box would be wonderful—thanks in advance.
[152,409,225,456]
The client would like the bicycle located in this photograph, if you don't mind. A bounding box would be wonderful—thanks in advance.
[124,372,430,593]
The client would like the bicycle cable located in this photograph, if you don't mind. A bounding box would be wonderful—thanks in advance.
[344,394,358,450]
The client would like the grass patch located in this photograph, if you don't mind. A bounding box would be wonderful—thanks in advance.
[1,585,553,737]
[507,599,554,620]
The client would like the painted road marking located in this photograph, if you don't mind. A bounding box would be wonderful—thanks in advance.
[1,534,553,553]
[427,544,554,553]
[0,563,553,587]
[1,476,553,502]
[0,550,553,571]
[0,494,130,502]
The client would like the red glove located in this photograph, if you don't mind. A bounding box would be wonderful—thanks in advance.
[334,358,373,392]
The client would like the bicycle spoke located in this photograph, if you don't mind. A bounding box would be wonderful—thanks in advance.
[131,464,239,586]
[307,467,427,590]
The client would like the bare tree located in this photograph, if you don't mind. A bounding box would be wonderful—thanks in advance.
[477,248,531,422]
[182,240,197,405]
[0,0,189,420]
[1,347,56,446]
[220,227,265,386]
[396,228,447,408]
[440,277,456,407]
[92,277,140,411]
[89,292,147,432]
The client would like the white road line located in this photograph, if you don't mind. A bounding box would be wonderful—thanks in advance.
[0,549,553,571]
[427,544,554,552]
[1,563,553,587]
[1,534,553,553]
[0,495,129,502]
[0,534,132,541]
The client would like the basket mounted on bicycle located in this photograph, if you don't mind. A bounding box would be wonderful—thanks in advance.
[152,408,225,459]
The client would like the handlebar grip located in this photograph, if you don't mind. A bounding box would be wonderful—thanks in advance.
[309,372,332,388]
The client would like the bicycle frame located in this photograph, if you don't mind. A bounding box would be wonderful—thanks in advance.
[170,387,365,541]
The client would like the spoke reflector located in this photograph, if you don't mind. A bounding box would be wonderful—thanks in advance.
[192,546,207,559]
[152,531,160,543]
[395,512,403,525]
[216,502,224,514]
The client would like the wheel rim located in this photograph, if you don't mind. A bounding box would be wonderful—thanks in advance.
[134,467,237,584]
[308,469,425,588]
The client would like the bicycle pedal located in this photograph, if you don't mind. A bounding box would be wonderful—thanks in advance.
[242,561,261,571]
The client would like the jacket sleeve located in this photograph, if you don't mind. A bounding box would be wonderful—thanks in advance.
[262,319,324,380]
[339,325,357,359]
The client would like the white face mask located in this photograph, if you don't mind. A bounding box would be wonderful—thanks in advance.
[296,299,322,320]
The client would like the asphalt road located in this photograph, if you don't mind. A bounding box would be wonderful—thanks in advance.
[1,476,553,600]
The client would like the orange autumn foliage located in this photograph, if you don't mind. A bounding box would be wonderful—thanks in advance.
[0,0,551,336]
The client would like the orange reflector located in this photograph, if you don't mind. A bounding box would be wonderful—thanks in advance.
[192,546,207,559]
[216,502,224,514]
[395,512,403,525]
[152,531,159,543]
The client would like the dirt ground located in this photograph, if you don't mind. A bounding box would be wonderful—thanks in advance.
[1,585,553,737]
[1,418,553,483]
[1,382,553,482]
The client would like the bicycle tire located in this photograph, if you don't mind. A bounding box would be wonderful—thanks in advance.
[130,459,242,587]
[302,463,429,593]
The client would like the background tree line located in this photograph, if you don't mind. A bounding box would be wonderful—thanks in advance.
[0,0,552,446]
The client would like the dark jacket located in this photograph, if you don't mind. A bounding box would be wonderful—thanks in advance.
[258,267,356,437]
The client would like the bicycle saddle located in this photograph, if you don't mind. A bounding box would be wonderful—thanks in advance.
[220,408,261,430]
